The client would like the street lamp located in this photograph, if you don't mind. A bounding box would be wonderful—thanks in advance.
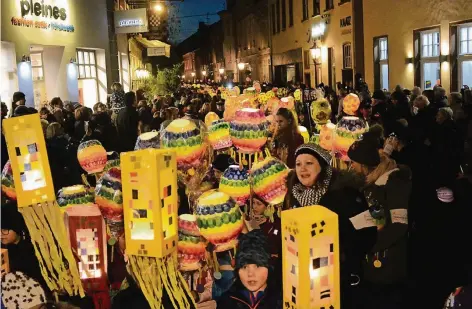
[191,71,196,83]
[219,68,225,74]
[310,43,321,65]
[154,3,164,12]
[237,62,245,71]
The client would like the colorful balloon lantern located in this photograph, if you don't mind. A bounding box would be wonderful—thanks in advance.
[178,214,207,271]
[311,98,332,125]
[251,157,289,205]
[205,112,220,127]
[195,190,244,252]
[77,140,107,174]
[95,166,124,240]
[299,126,310,143]
[208,120,232,150]
[343,93,361,116]
[334,116,369,160]
[161,119,205,169]
[230,108,268,153]
[57,185,95,211]
[135,131,160,150]
[1,161,16,201]
[319,123,336,151]
[244,87,256,96]
[219,165,250,206]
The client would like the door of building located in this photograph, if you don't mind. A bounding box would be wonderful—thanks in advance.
[304,73,311,88]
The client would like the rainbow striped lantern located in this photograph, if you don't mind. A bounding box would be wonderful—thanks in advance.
[219,165,250,206]
[230,108,268,154]
[95,166,124,242]
[204,112,220,127]
[77,140,107,174]
[57,185,95,211]
[343,93,361,116]
[208,120,232,150]
[161,119,205,171]
[335,116,369,161]
[251,157,289,205]
[178,214,207,271]
[1,161,16,201]
[195,190,244,252]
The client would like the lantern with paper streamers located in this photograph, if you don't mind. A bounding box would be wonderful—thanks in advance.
[1,161,16,201]
[343,93,361,115]
[281,206,340,309]
[230,108,268,154]
[57,185,95,211]
[77,140,107,174]
[319,123,336,151]
[311,98,332,126]
[334,116,369,160]
[299,126,310,143]
[95,166,124,242]
[251,157,289,205]
[208,120,232,150]
[195,190,244,252]
[204,112,220,127]
[219,165,250,206]
[178,214,207,271]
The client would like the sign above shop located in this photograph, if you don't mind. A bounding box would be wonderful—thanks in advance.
[147,47,166,57]
[115,8,148,34]
[11,0,75,32]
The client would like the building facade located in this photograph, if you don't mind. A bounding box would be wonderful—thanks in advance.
[219,0,271,83]
[363,0,472,94]
[269,0,363,88]
[1,0,114,109]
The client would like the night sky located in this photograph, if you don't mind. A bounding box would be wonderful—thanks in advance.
[170,0,226,43]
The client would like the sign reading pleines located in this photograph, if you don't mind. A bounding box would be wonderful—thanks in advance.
[11,0,75,32]
[114,8,148,34]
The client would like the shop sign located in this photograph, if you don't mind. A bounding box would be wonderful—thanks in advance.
[340,16,351,28]
[115,8,148,34]
[11,0,75,32]
[147,47,166,57]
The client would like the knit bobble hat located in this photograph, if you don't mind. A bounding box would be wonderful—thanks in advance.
[1,271,46,309]
[235,230,270,270]
[347,137,381,167]
[294,143,331,167]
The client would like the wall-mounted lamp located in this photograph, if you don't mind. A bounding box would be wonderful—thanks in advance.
[219,68,225,74]
[310,42,322,65]
[440,54,448,62]
[202,70,207,76]
[405,57,413,65]
[191,72,196,77]
[237,62,245,71]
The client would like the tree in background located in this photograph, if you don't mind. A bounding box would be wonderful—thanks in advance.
[141,63,182,97]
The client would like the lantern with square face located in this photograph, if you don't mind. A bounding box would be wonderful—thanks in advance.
[2,114,84,297]
[281,205,340,309]
[121,149,194,309]
[1,249,9,278]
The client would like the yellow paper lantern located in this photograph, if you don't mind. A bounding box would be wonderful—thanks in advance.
[311,98,332,125]
[343,93,361,116]
[282,206,340,309]
[205,112,220,127]
[121,149,195,309]
[319,122,336,151]
[299,126,310,143]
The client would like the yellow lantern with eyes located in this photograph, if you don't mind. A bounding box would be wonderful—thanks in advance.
[121,149,195,309]
[281,205,340,309]
[2,114,84,296]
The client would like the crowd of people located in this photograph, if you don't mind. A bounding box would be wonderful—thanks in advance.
[1,79,472,309]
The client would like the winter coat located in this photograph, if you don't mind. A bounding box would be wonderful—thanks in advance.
[362,166,411,284]
[46,135,82,192]
[115,107,139,153]
[284,169,377,306]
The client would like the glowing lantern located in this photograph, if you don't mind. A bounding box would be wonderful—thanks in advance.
[281,206,340,309]
[343,93,360,116]
[230,108,268,154]
[177,214,207,271]
[2,114,84,296]
[208,120,232,150]
[253,82,261,93]
[95,166,124,243]
[334,116,369,161]
[1,161,16,200]
[122,149,195,309]
[77,140,108,174]
[135,131,160,150]
[232,86,241,96]
[1,249,9,277]
[161,119,205,170]
[204,112,220,127]
[64,205,109,307]
[57,185,95,211]
[299,126,310,143]
[311,98,332,125]
[223,95,240,121]
[195,190,244,252]
[266,96,280,114]
[250,157,289,205]
[319,123,336,151]
[219,165,250,206]
[294,89,302,102]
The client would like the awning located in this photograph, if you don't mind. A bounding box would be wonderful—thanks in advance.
[134,36,171,58]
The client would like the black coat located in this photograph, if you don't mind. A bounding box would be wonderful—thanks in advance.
[46,136,82,192]
[115,107,139,153]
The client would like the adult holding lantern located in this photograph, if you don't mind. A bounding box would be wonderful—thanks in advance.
[283,143,377,307]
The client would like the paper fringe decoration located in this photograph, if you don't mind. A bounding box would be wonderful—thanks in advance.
[128,254,195,309]
[19,201,84,297]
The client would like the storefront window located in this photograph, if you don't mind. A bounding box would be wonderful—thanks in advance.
[459,25,472,55]
[374,37,388,91]
[343,43,352,69]
[77,50,97,79]
[459,24,472,88]
[31,53,44,81]
[421,30,440,58]
[420,29,440,90]
[77,49,99,107]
